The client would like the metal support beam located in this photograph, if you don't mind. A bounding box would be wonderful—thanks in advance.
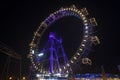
[91,36,100,45]
[89,18,98,26]
[0,41,22,79]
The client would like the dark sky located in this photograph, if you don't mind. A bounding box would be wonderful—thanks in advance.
[0,0,120,75]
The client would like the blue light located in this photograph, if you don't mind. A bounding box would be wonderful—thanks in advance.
[38,53,44,57]
[36,74,40,77]
[32,50,34,54]
[85,26,88,30]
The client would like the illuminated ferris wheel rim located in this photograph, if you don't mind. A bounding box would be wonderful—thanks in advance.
[29,5,98,72]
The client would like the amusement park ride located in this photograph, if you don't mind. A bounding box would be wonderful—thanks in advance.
[28,5,100,79]
[0,41,22,80]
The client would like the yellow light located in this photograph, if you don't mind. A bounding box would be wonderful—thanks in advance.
[84,20,87,22]
[68,8,71,10]
[79,48,83,51]
[83,17,86,20]
[74,56,77,60]
[71,8,73,11]
[85,35,88,38]
[22,77,26,80]
[36,67,38,70]
[77,53,80,55]
[82,44,85,47]
[85,23,88,26]
[65,8,68,10]
[64,66,66,69]
[79,12,82,15]
[81,14,84,17]
[75,9,78,12]
[73,9,76,11]
[71,60,73,63]
[83,40,86,42]
[9,77,12,80]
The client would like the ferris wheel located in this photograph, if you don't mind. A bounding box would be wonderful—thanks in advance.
[28,5,100,77]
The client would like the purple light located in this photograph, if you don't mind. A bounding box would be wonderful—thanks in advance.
[49,32,55,39]
[59,38,62,44]
[50,48,54,74]
[85,26,88,30]
[38,32,68,74]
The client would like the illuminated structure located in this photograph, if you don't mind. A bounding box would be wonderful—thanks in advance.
[75,73,120,80]
[28,5,100,79]
[30,32,69,76]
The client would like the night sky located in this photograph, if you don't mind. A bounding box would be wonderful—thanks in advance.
[0,0,120,76]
